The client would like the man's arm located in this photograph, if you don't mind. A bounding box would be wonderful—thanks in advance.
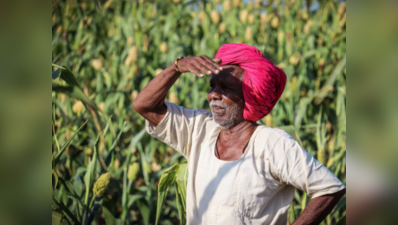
[133,56,222,126]
[274,139,346,225]
[292,188,346,225]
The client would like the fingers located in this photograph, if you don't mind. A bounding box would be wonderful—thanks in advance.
[186,56,223,78]
[190,66,205,78]
[194,60,217,76]
[195,56,223,76]
[191,63,210,77]
[212,58,222,65]
[203,56,223,73]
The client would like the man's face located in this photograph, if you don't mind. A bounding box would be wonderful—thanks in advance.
[208,65,245,129]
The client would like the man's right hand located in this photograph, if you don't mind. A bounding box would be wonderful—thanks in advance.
[177,56,223,77]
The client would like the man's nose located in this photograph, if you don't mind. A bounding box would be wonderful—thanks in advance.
[208,87,222,101]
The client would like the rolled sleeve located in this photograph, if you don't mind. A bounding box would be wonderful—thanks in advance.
[145,101,211,159]
[278,141,346,198]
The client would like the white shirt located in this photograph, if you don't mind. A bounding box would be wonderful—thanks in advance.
[146,101,345,225]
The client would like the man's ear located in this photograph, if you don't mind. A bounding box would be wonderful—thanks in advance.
[237,66,245,82]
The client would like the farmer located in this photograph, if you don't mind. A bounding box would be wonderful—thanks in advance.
[133,43,346,225]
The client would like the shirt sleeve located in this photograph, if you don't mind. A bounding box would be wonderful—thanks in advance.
[145,101,211,159]
[277,140,346,198]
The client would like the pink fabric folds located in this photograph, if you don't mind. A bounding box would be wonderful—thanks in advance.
[215,43,286,122]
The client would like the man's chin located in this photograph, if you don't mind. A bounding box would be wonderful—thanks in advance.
[213,117,229,127]
[213,116,223,123]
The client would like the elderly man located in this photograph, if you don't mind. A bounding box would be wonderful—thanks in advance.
[133,44,345,225]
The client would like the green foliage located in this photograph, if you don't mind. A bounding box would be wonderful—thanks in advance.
[156,164,180,225]
[175,163,188,224]
[52,0,346,224]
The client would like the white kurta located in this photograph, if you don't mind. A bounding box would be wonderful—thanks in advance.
[145,101,345,225]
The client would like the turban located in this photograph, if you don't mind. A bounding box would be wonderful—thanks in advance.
[215,43,286,122]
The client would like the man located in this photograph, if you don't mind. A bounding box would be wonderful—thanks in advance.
[133,44,345,225]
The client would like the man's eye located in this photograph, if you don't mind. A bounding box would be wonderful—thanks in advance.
[222,85,231,90]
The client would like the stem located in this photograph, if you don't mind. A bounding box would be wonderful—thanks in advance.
[89,195,95,209]
[88,105,108,171]
[52,121,61,154]
[84,191,89,206]
[53,197,81,225]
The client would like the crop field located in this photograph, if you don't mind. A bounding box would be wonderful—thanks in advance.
[52,0,346,224]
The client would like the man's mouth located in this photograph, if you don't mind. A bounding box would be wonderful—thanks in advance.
[211,105,225,113]
[210,101,227,113]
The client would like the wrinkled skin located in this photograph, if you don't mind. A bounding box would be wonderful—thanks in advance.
[208,65,246,129]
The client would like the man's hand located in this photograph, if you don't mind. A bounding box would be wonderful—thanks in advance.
[177,56,223,77]
[292,188,346,225]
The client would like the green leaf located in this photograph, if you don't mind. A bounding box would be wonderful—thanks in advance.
[74,167,87,179]
[175,187,185,225]
[84,142,98,205]
[102,206,116,225]
[156,192,168,224]
[156,163,180,225]
[103,205,126,225]
[53,197,81,225]
[294,97,313,129]
[175,163,188,225]
[110,122,126,152]
[138,199,150,225]
[52,67,102,134]
[137,145,151,185]
[52,120,61,157]
[336,215,346,225]
[288,203,296,224]
[121,167,128,219]
[52,64,80,87]
[314,55,346,104]
[53,120,88,165]
[301,192,308,213]
[94,0,101,10]
[74,178,85,199]
[158,164,179,192]
[333,147,347,163]
[127,194,144,208]
[105,122,127,171]
[52,68,62,80]
[52,84,93,107]
[52,210,63,225]
[129,128,147,152]
[102,116,112,138]
[52,169,58,189]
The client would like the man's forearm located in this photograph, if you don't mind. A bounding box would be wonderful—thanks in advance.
[133,64,181,125]
[292,189,346,225]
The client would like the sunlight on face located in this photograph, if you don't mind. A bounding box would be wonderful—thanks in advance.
[210,98,244,129]
[207,65,246,129]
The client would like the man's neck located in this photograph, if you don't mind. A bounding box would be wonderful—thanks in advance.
[220,120,258,141]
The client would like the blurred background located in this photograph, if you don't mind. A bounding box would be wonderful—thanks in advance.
[51,0,346,224]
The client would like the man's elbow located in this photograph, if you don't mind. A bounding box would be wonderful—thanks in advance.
[337,188,346,198]
[133,99,165,117]
[330,188,346,201]
[132,100,145,115]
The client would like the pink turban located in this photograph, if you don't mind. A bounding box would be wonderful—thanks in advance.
[215,43,286,122]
